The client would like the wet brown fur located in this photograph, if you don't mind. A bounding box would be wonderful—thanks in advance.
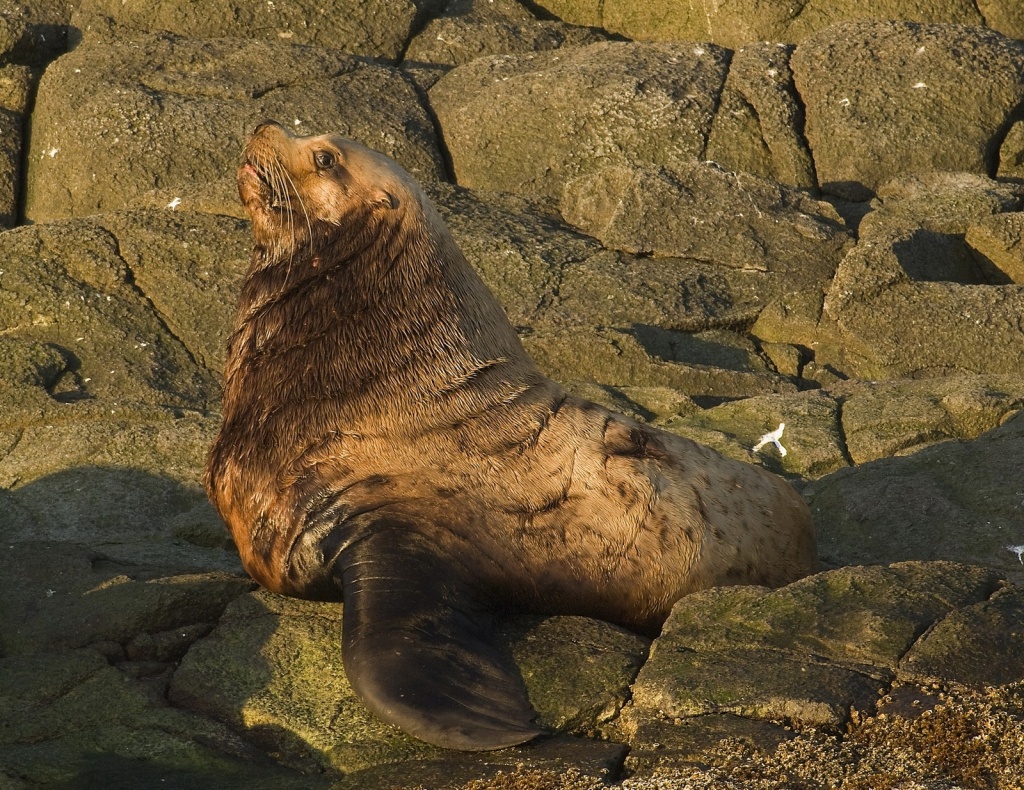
[205,123,818,749]
[206,121,818,635]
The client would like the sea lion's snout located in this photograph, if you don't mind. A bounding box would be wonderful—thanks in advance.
[251,118,288,137]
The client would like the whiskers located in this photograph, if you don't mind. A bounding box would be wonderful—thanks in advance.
[247,144,313,270]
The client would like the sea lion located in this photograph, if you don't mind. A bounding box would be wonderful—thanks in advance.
[205,120,818,751]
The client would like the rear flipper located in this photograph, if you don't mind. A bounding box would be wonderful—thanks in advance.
[333,524,541,750]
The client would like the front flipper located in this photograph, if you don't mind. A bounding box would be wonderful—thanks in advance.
[334,524,541,751]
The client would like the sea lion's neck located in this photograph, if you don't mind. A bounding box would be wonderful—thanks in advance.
[224,201,537,429]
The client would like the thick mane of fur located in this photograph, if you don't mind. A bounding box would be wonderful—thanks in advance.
[225,182,533,428]
[207,153,545,590]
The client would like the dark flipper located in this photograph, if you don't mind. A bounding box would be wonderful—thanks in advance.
[333,523,541,751]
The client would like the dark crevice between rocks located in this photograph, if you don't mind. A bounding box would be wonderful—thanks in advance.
[988,97,1024,180]
[0,427,25,468]
[748,335,787,382]
[517,0,582,24]
[609,635,654,740]
[603,741,630,784]
[698,48,736,164]
[12,68,42,228]
[39,343,94,403]
[399,69,457,183]
[832,395,856,468]
[780,43,819,194]
[785,46,821,196]
[398,0,453,65]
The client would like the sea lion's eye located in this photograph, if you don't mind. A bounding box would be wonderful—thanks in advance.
[314,151,336,170]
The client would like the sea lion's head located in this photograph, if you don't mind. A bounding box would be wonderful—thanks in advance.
[238,120,408,264]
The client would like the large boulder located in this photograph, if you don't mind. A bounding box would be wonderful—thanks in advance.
[0,215,233,409]
[560,161,851,289]
[664,389,848,479]
[0,648,310,789]
[522,324,796,401]
[405,0,605,68]
[623,563,1024,788]
[24,19,445,221]
[533,0,1024,47]
[705,42,817,189]
[752,173,1024,381]
[832,375,1024,464]
[75,0,446,62]
[793,22,1024,200]
[0,211,247,571]
[807,412,1024,583]
[967,210,1024,283]
[629,562,997,729]
[429,41,729,201]
[535,0,986,49]
[429,182,817,335]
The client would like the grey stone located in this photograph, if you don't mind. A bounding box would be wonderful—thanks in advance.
[900,584,1024,687]
[978,0,1024,40]
[861,171,1024,238]
[823,227,1024,379]
[0,13,28,63]
[0,649,311,789]
[966,211,1024,284]
[0,217,222,409]
[793,22,1024,200]
[997,119,1024,179]
[522,324,796,400]
[659,563,996,670]
[754,215,1024,381]
[622,712,794,775]
[501,616,649,738]
[705,43,817,189]
[0,1,70,66]
[560,161,850,288]
[532,0,601,28]
[24,20,444,221]
[532,0,984,49]
[405,0,605,67]
[832,375,1024,464]
[553,251,781,333]
[630,563,996,730]
[431,183,780,334]
[805,413,1024,583]
[171,591,641,774]
[425,182,601,327]
[429,41,730,201]
[75,0,447,62]
[0,542,248,656]
[332,738,624,790]
[665,389,847,478]
[94,210,251,375]
[0,435,235,572]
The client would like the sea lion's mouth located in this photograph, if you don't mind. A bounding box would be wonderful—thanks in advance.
[240,159,290,212]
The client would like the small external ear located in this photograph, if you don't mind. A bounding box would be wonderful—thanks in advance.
[374,190,399,210]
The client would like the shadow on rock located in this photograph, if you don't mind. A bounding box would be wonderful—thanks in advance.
[807,412,1024,581]
[0,464,239,574]
[55,752,319,790]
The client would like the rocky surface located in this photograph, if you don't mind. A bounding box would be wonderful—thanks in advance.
[3,2,1024,789]
[24,16,445,221]
[531,0,1024,48]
